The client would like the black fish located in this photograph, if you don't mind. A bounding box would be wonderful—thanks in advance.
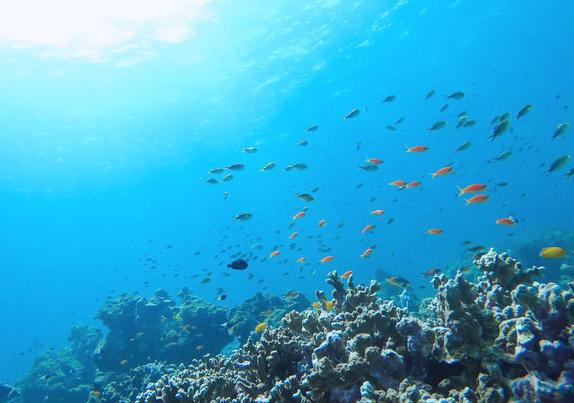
[227,259,248,270]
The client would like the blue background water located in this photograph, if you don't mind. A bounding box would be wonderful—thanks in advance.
[1,0,573,382]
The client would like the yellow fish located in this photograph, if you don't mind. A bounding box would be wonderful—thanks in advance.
[324,301,335,311]
[311,302,321,309]
[540,247,566,259]
[255,322,268,333]
[296,257,306,264]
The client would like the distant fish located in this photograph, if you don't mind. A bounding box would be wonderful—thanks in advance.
[260,161,276,172]
[233,213,253,221]
[285,163,308,171]
[406,145,428,153]
[427,228,444,235]
[385,125,397,131]
[422,268,441,277]
[360,247,374,258]
[343,108,361,120]
[243,147,258,153]
[456,141,472,152]
[496,216,518,226]
[552,122,570,139]
[425,90,435,99]
[361,224,376,234]
[297,139,308,146]
[206,178,218,184]
[515,104,533,120]
[226,164,245,171]
[366,158,384,164]
[383,95,396,102]
[446,91,465,100]
[306,125,319,132]
[405,181,422,188]
[296,193,314,202]
[428,120,447,132]
[387,276,410,288]
[371,209,385,215]
[320,255,334,264]
[255,322,268,333]
[431,165,453,178]
[489,150,513,162]
[465,194,489,205]
[489,119,511,141]
[440,104,449,112]
[565,167,574,178]
[395,116,405,125]
[222,174,233,182]
[359,164,379,172]
[341,270,353,279]
[457,183,487,196]
[293,211,306,220]
[545,155,570,175]
[540,247,566,259]
[208,168,226,174]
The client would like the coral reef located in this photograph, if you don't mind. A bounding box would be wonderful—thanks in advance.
[136,249,574,402]
[16,325,102,403]
[226,291,310,343]
[95,289,232,371]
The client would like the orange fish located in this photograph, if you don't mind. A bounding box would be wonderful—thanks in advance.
[270,250,281,258]
[371,209,385,215]
[341,270,353,279]
[431,166,453,178]
[362,224,376,234]
[318,219,327,227]
[496,216,518,226]
[320,255,334,264]
[289,231,299,239]
[427,228,444,235]
[390,180,407,188]
[406,145,428,153]
[406,181,422,188]
[293,211,306,220]
[465,194,489,205]
[366,158,384,164]
[296,257,306,264]
[458,183,487,196]
[360,247,374,258]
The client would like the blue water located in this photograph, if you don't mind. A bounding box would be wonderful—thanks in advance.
[1,0,573,383]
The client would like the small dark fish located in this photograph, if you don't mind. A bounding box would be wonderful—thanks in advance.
[515,104,533,120]
[297,139,308,146]
[206,178,218,184]
[233,213,253,221]
[440,104,449,112]
[208,168,226,174]
[359,165,379,172]
[385,125,397,131]
[565,168,574,178]
[356,142,362,151]
[463,120,476,128]
[422,268,441,277]
[467,245,485,252]
[355,182,364,189]
[428,120,447,132]
[216,294,227,301]
[425,90,435,99]
[222,174,233,182]
[456,116,468,129]
[446,91,464,100]
[227,164,245,171]
[243,147,258,153]
[285,163,308,171]
[395,117,405,125]
[311,187,320,193]
[296,193,315,202]
[306,125,319,132]
[343,108,361,120]
[552,122,570,139]
[383,95,396,103]
[456,141,472,152]
[490,150,513,162]
[228,259,248,270]
[489,119,511,141]
[387,276,410,288]
[545,155,571,175]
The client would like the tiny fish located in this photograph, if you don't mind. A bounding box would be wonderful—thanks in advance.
[306,125,319,132]
[428,120,447,132]
[552,122,570,139]
[515,104,533,120]
[545,155,570,175]
[293,211,306,220]
[226,163,245,171]
[446,91,464,100]
[297,139,308,146]
[206,178,218,184]
[255,322,268,333]
[465,194,489,205]
[360,247,374,258]
[371,209,385,215]
[406,145,428,153]
[405,181,422,188]
[490,150,513,162]
[233,213,253,221]
[456,141,472,152]
[243,147,258,153]
[222,174,233,181]
[440,104,449,112]
[422,268,441,277]
[320,255,334,264]
[296,193,315,202]
[359,164,379,172]
[362,224,376,234]
[431,165,453,178]
[285,163,308,171]
[341,270,353,279]
[496,216,518,226]
[383,95,396,102]
[208,167,226,174]
[343,108,361,120]
[261,161,276,172]
[490,119,511,141]
[270,251,281,258]
[457,183,487,196]
[427,228,444,235]
[387,276,410,288]
[425,90,435,99]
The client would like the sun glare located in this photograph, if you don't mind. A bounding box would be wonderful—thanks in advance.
[0,0,211,62]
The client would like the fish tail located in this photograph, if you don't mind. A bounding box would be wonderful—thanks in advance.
[456,186,464,196]
[464,198,471,206]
